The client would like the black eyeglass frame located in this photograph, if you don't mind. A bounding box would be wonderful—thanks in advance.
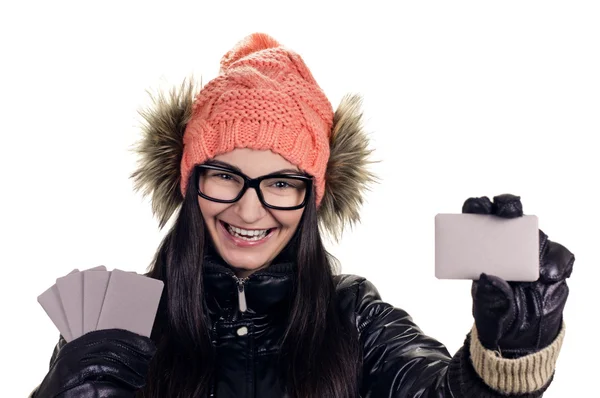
[194,164,313,211]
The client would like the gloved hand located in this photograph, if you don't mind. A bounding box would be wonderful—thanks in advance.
[33,328,156,398]
[463,194,574,358]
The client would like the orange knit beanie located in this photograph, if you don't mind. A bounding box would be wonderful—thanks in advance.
[180,33,334,205]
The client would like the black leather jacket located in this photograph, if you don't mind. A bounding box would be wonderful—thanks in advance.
[33,256,548,397]
[202,257,542,397]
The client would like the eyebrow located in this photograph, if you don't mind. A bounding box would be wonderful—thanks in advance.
[206,160,303,176]
[206,160,243,173]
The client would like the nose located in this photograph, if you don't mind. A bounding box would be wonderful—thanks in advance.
[233,187,267,224]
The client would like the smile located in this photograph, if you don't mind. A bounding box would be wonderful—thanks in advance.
[219,221,276,246]
[228,224,269,240]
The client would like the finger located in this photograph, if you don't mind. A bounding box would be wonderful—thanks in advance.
[472,273,515,349]
[491,194,523,218]
[540,238,575,283]
[81,349,152,377]
[472,273,514,318]
[462,196,493,214]
[541,281,569,322]
[77,357,149,388]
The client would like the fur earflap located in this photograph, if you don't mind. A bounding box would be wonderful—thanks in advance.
[130,80,196,228]
[318,94,378,241]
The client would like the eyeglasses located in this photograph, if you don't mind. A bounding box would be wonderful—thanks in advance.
[195,164,313,210]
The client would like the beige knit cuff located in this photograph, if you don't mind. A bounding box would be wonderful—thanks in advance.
[469,322,566,395]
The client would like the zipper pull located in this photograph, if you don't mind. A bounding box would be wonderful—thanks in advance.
[236,278,248,313]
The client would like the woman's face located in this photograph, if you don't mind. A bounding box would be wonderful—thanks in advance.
[198,148,305,276]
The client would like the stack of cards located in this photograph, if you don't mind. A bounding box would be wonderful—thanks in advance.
[37,266,164,342]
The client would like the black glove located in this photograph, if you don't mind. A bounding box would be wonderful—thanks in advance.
[463,194,574,358]
[33,328,156,398]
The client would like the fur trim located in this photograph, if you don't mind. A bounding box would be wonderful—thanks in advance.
[130,80,196,228]
[318,94,377,241]
[131,83,377,238]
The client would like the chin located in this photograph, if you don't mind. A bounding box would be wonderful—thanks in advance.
[223,252,268,272]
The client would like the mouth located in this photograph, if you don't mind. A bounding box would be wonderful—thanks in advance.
[219,220,276,246]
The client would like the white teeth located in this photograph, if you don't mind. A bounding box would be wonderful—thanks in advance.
[226,224,269,240]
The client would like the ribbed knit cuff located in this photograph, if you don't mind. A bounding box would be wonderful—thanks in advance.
[469,322,566,394]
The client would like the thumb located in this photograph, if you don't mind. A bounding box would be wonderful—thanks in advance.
[472,273,515,350]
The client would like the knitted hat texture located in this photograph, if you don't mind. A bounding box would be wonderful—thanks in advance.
[180,33,333,204]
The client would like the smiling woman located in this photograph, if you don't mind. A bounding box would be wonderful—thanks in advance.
[29,32,575,398]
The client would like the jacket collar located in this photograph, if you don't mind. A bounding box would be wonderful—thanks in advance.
[202,247,296,319]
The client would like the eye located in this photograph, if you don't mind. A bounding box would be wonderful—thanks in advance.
[273,181,292,189]
[205,170,241,183]
[216,173,234,180]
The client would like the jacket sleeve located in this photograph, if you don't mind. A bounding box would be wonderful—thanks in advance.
[353,278,553,398]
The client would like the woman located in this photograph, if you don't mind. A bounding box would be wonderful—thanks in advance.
[31,33,574,398]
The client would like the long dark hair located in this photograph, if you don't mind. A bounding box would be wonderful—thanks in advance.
[137,168,362,397]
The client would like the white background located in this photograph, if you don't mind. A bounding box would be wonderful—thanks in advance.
[1,1,598,396]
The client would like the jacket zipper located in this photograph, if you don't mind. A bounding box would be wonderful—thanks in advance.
[233,275,249,313]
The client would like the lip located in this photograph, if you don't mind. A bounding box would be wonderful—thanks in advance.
[218,220,276,248]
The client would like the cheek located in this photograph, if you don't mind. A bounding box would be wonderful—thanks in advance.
[273,209,304,231]
[197,198,227,224]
